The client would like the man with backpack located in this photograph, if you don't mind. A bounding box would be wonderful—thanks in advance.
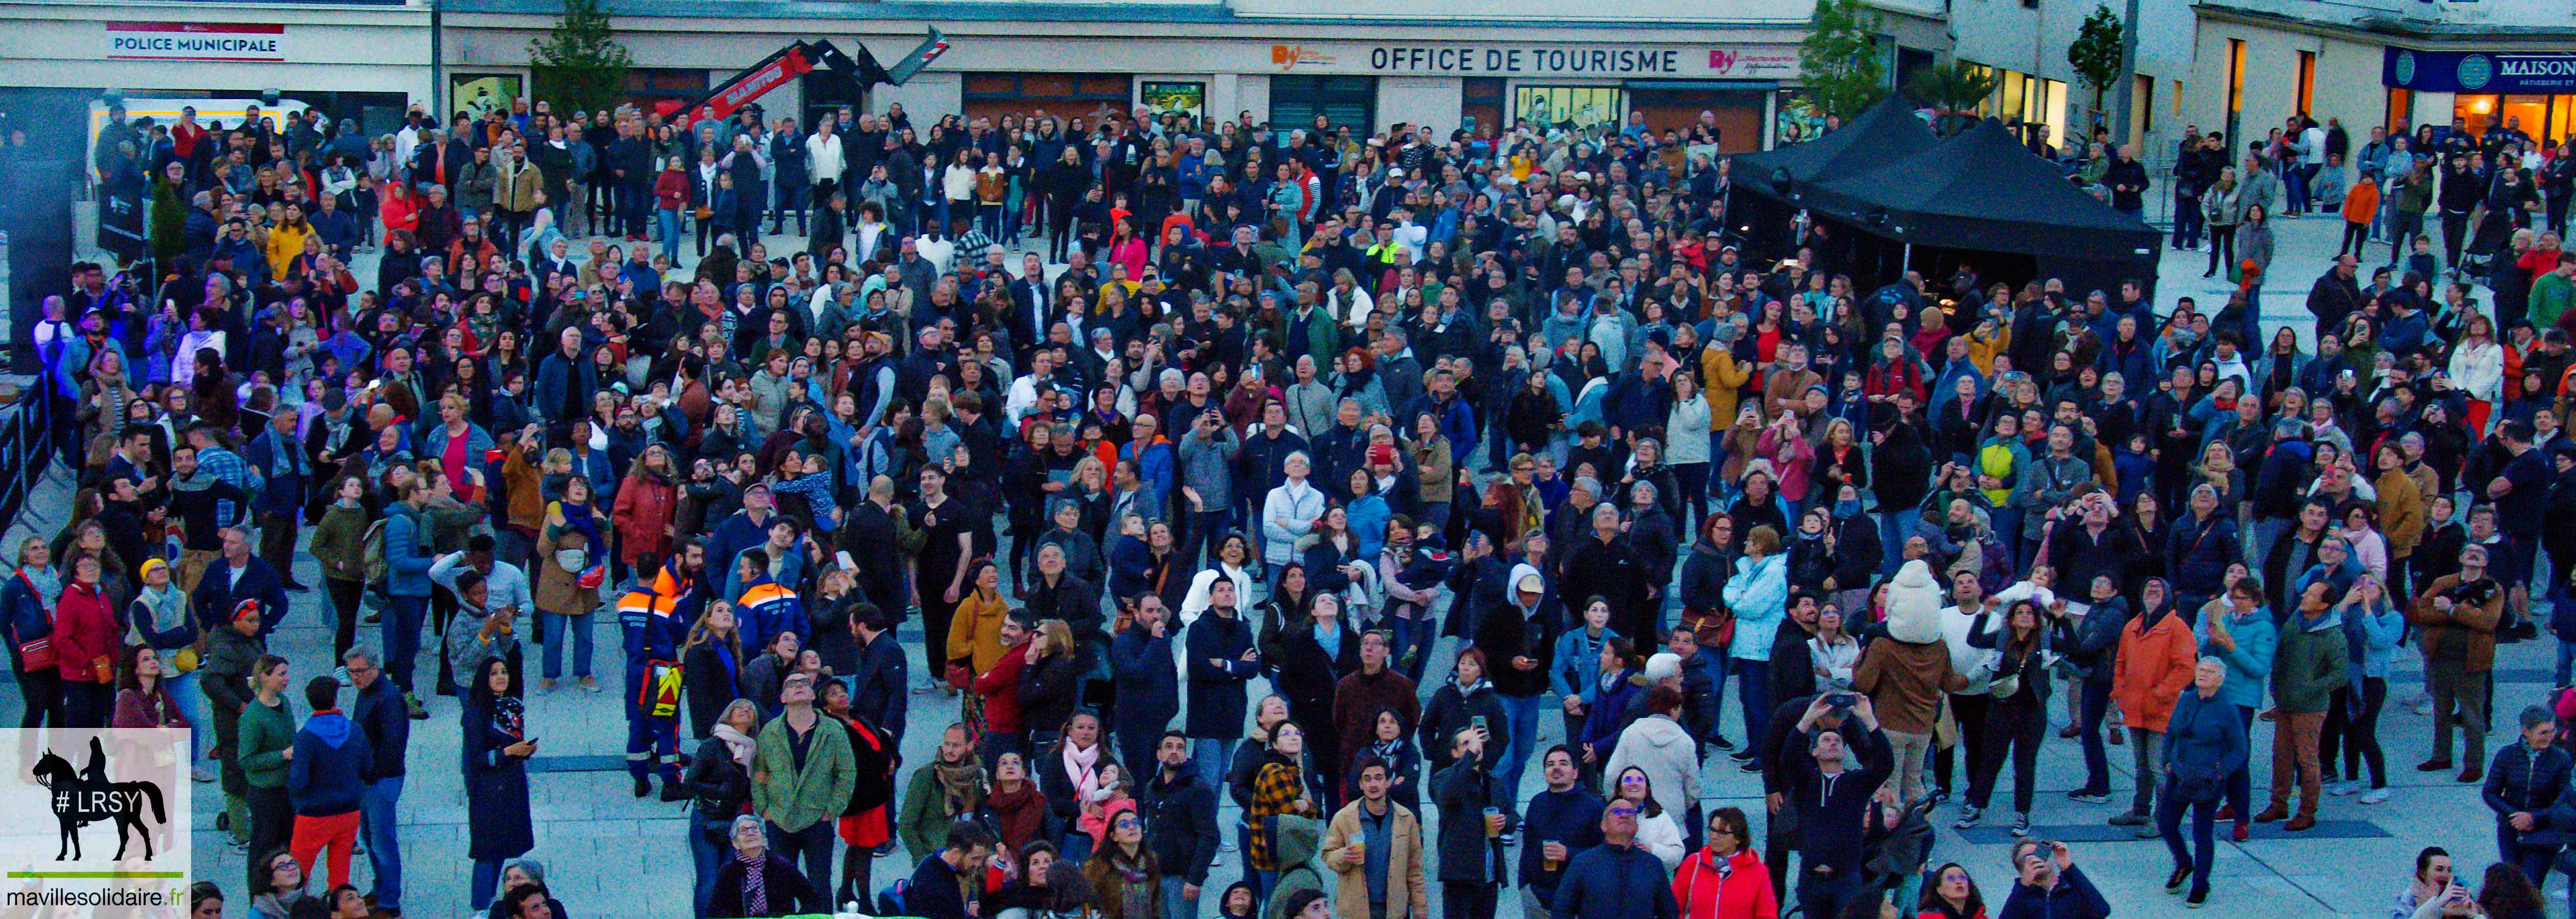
[380,478,439,719]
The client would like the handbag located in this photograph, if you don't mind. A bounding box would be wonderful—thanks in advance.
[945,661,974,692]
[694,205,713,221]
[1679,606,1736,648]
[90,655,112,684]
[172,643,200,674]
[16,637,53,673]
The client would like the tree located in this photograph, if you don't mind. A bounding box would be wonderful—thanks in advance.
[1797,0,1888,120]
[2067,4,2126,137]
[528,0,632,117]
[1904,61,1997,136]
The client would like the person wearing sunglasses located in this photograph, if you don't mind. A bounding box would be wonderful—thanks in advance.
[1549,793,1681,919]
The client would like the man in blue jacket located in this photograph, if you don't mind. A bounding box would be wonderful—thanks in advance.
[1550,792,1680,919]
[907,822,995,919]
[344,646,410,915]
[1519,746,1605,914]
[1109,596,1181,773]
[382,480,439,717]
[286,675,371,890]
[192,527,289,638]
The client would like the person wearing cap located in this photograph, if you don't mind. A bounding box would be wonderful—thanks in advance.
[2412,542,2505,781]
[128,549,210,753]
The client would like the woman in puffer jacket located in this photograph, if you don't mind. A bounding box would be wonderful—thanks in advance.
[1673,806,1776,919]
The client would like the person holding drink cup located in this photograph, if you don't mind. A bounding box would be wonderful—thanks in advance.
[1324,760,1427,919]
[1433,723,1511,919]
[1518,746,1607,919]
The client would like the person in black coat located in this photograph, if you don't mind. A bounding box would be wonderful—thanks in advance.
[1139,731,1222,900]
[1018,622,1090,745]
[1430,727,1510,919]
[1108,597,1182,773]
[709,813,824,918]
[1264,575,1359,772]
[684,699,760,917]
[1184,584,1260,776]
[462,657,536,909]
[848,605,908,741]
[682,612,745,740]
[1560,504,1652,645]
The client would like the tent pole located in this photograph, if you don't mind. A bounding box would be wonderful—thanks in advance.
[1902,242,1913,275]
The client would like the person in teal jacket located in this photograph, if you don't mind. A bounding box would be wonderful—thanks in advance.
[1722,527,1788,764]
[2194,577,2276,841]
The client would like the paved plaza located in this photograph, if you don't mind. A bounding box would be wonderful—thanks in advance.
[5,207,2556,918]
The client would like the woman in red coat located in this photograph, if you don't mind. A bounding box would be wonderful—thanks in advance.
[53,553,119,728]
[1673,807,1777,919]
[611,443,681,571]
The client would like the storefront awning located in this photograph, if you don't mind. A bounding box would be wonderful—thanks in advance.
[2384,47,2576,93]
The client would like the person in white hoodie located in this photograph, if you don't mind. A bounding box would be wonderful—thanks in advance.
[1605,676,1699,861]
[1937,567,2004,799]
[1609,763,1686,871]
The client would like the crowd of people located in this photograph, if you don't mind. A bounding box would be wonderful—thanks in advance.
[15,88,2576,919]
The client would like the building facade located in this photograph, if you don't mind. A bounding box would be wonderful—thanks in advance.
[2190,0,2575,151]
[1,0,1968,154]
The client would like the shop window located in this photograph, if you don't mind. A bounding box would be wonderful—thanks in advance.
[618,68,707,116]
[1269,75,1376,134]
[1514,86,1624,135]
[1462,77,1505,140]
[963,72,1133,123]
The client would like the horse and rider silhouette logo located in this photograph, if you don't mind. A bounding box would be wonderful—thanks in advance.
[30,737,168,861]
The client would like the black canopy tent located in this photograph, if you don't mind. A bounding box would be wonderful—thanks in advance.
[1801,118,2164,298]
[1724,95,1936,257]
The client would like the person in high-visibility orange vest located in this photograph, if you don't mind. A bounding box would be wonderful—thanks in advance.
[620,539,705,800]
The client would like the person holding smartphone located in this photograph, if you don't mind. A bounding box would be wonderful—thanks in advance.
[1997,839,2110,919]
[463,656,537,908]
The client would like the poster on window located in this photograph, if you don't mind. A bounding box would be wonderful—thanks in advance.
[1775,90,1828,146]
[1140,81,1207,121]
[449,74,522,122]
[1513,86,1623,138]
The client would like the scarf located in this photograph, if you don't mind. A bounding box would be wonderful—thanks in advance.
[129,585,187,646]
[712,723,757,768]
[16,566,59,616]
[1062,740,1103,802]
[737,851,767,915]
[1367,736,1404,766]
[933,757,986,817]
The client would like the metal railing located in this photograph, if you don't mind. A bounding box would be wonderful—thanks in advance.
[0,380,61,531]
